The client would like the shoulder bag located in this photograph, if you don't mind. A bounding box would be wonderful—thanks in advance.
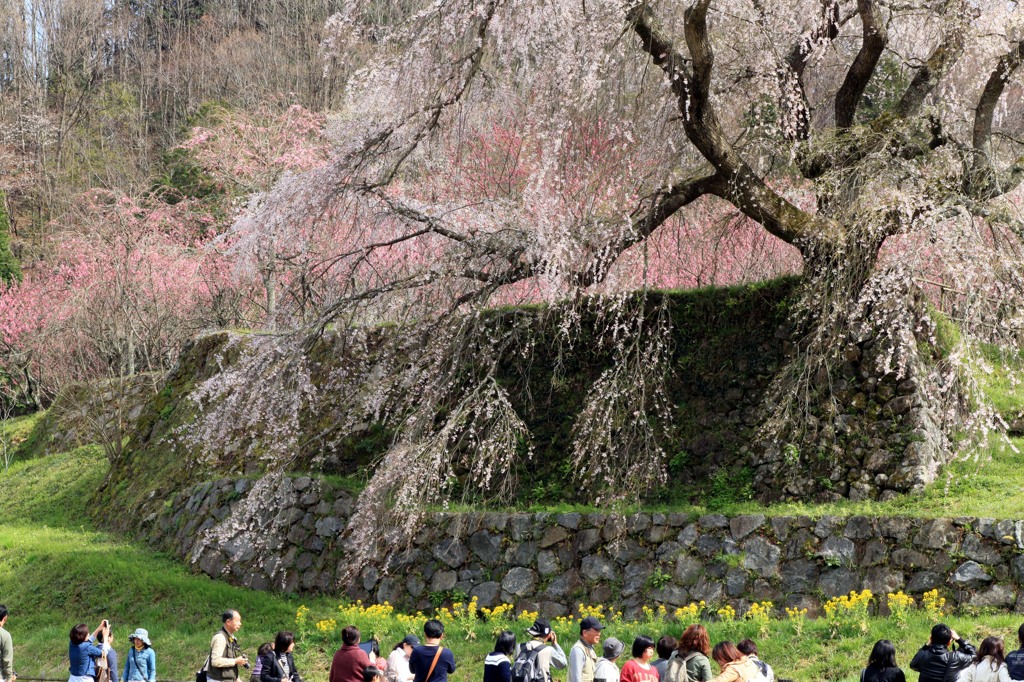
[197,649,212,682]
[95,649,111,682]
[423,646,445,682]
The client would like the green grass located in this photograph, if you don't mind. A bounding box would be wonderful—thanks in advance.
[446,434,1024,520]
[7,284,1024,680]
[976,344,1024,420]
[0,411,45,464]
[4,437,1024,682]
[710,435,1024,520]
[0,447,340,678]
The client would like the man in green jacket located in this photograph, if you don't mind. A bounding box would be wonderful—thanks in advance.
[0,604,15,682]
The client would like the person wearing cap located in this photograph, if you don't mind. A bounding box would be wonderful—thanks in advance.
[0,605,15,682]
[569,617,604,682]
[386,635,420,682]
[595,639,624,682]
[520,618,568,682]
[123,628,156,682]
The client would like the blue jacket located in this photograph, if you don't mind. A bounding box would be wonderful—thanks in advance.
[410,646,457,682]
[483,653,511,682]
[123,646,156,682]
[69,639,106,676]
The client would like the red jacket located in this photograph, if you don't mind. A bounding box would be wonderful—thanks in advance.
[330,645,372,682]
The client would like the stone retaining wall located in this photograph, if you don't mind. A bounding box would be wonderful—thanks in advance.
[146,473,1024,616]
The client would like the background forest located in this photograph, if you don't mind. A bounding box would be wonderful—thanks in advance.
[0,0,811,417]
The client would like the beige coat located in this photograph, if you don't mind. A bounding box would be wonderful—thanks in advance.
[708,657,765,682]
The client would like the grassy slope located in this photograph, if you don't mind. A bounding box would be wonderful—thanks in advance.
[7,283,1024,680]
[437,432,1024,519]
[0,447,336,678]
[4,442,1024,681]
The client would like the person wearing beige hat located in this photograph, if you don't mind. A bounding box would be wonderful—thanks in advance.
[123,629,155,682]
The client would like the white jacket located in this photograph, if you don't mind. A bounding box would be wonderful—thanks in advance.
[595,658,620,682]
[959,657,1011,682]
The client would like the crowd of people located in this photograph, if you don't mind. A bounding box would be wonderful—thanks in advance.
[7,602,1024,682]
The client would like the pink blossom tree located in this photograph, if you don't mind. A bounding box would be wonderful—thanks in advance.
[180,102,335,326]
[0,189,234,412]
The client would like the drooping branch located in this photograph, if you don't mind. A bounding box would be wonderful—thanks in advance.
[777,0,850,140]
[971,39,1024,194]
[360,173,726,294]
[834,0,887,129]
[627,1,844,250]
[351,0,500,190]
[785,1,847,81]
[570,173,725,288]
[894,4,971,120]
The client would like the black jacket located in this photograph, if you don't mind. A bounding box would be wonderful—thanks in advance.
[861,664,906,682]
[260,652,300,682]
[909,641,976,682]
[1006,648,1024,680]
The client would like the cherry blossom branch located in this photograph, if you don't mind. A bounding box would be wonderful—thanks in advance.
[569,173,725,288]
[893,2,972,120]
[777,0,853,140]
[970,39,1024,198]
[350,0,500,190]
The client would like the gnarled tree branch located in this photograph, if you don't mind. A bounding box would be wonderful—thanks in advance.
[835,0,887,129]
[627,1,843,249]
[971,39,1024,194]
[777,0,851,140]
[894,3,971,120]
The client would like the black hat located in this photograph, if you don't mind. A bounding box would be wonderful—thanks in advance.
[579,616,604,632]
[526,618,552,638]
[401,634,421,647]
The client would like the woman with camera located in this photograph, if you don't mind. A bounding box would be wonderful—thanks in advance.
[68,620,110,682]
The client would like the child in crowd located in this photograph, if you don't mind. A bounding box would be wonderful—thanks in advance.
[596,638,624,682]
[736,641,772,682]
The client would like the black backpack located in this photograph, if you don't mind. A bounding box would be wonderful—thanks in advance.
[511,644,547,682]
